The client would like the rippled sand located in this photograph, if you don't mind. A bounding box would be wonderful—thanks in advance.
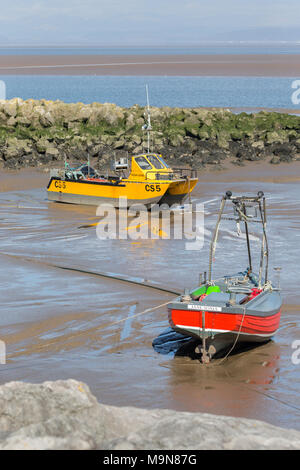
[0,161,299,431]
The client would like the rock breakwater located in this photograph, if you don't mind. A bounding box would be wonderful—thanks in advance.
[0,98,299,170]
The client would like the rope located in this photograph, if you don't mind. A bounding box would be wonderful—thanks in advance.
[5,299,172,359]
[0,252,181,296]
[244,385,300,413]
[93,300,171,332]
[52,264,181,296]
[213,306,247,366]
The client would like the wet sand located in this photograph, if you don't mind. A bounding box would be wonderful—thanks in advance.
[197,160,300,183]
[0,168,49,192]
[0,162,299,431]
[0,54,300,76]
[1,160,300,192]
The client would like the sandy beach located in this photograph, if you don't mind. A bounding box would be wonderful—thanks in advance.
[0,54,300,75]
[0,161,300,433]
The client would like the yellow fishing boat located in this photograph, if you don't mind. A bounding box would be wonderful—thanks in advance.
[47,86,198,208]
[47,153,198,208]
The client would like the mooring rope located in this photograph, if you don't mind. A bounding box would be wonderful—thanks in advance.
[213,306,247,366]
[4,299,173,358]
[0,251,181,296]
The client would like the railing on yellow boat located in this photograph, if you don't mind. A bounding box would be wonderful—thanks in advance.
[144,168,197,181]
[172,168,198,178]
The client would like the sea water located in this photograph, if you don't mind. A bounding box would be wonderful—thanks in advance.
[0,44,300,55]
[1,75,299,109]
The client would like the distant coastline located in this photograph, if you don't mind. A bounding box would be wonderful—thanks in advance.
[0,42,300,56]
[0,54,300,76]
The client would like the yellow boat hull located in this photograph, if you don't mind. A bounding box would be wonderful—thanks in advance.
[160,178,198,205]
[47,177,171,207]
[47,176,197,208]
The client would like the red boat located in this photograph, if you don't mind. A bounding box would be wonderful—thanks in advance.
[168,191,282,363]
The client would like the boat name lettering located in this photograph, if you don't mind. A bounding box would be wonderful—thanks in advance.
[145,184,161,192]
[187,304,222,312]
[54,180,66,190]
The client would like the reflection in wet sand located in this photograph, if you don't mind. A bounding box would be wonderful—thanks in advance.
[0,162,299,431]
[162,338,300,426]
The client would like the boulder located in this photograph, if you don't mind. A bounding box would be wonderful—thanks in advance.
[113,138,126,150]
[78,106,93,122]
[270,155,281,164]
[130,134,142,146]
[89,143,103,157]
[96,103,125,126]
[40,111,55,127]
[266,130,288,145]
[185,139,198,152]
[36,138,52,153]
[0,380,300,450]
[168,134,185,147]
[45,147,60,160]
[0,380,115,450]
[15,116,32,127]
[185,125,199,138]
[125,113,136,130]
[217,131,230,149]
[101,134,115,146]
[132,144,144,154]
[6,117,17,127]
[0,111,8,124]
[3,138,32,160]
[251,140,265,150]
[2,100,18,118]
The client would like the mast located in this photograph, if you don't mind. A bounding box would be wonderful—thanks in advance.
[263,196,269,283]
[142,84,152,154]
[243,202,252,273]
[208,194,227,282]
[258,194,269,287]
[64,154,67,171]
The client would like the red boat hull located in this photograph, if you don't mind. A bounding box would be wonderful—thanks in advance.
[169,307,281,342]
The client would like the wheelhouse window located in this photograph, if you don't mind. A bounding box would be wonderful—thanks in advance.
[156,155,169,168]
[146,154,165,169]
[135,156,152,170]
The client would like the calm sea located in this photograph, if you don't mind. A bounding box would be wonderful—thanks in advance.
[1,75,299,109]
[0,44,300,55]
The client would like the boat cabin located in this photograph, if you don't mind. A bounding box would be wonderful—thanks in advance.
[128,154,173,181]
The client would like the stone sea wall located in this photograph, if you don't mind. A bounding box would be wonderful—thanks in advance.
[0,379,300,450]
[0,98,300,170]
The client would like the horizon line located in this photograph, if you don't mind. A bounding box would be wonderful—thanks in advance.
[0,41,300,48]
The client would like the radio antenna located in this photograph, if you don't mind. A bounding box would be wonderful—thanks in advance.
[142,84,152,154]
[87,152,90,178]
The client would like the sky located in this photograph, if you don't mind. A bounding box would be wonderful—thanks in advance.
[0,0,299,45]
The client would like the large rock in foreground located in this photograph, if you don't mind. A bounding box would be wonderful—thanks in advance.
[0,379,299,450]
